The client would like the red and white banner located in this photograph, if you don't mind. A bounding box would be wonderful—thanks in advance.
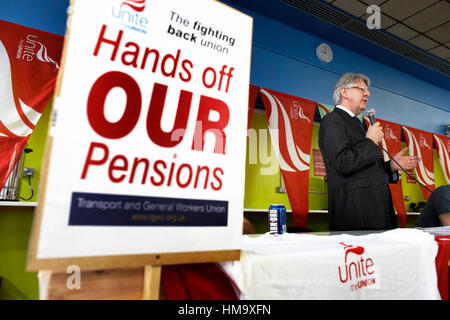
[247,85,259,130]
[402,126,435,199]
[364,117,407,227]
[0,20,63,190]
[260,88,315,228]
[433,134,450,184]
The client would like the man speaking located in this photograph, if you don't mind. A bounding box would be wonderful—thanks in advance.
[319,73,420,231]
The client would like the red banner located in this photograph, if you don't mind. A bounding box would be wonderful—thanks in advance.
[402,126,435,199]
[0,20,63,190]
[365,117,407,227]
[247,85,259,130]
[260,88,316,228]
[433,134,450,184]
[312,149,326,177]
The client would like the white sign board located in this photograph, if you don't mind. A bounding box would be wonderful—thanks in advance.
[31,0,252,263]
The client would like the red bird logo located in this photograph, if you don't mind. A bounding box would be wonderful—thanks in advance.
[121,0,145,12]
[339,242,365,263]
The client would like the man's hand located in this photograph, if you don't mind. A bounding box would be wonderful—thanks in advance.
[366,122,384,145]
[390,147,421,171]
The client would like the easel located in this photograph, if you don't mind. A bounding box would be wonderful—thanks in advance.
[26,0,248,299]
[143,265,162,300]
[38,268,153,300]
[34,249,239,300]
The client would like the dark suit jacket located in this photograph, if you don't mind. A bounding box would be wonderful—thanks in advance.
[318,108,398,231]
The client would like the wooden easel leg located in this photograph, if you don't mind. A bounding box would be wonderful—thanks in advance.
[142,265,161,300]
[39,270,53,300]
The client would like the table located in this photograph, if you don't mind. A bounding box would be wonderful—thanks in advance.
[162,228,449,300]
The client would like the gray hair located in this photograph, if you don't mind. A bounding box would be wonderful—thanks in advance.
[333,73,370,105]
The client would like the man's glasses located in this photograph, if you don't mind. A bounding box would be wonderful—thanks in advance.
[347,86,370,94]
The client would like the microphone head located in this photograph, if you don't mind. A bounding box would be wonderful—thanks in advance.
[367,108,376,125]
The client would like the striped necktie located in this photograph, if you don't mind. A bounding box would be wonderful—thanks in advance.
[353,116,366,132]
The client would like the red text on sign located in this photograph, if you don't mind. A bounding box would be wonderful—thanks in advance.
[93,24,193,82]
[81,142,224,191]
[87,71,229,154]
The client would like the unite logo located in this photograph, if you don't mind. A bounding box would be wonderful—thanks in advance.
[1,35,57,138]
[16,34,59,69]
[111,0,148,34]
[290,101,311,123]
[337,242,377,292]
[385,127,398,141]
[419,134,431,150]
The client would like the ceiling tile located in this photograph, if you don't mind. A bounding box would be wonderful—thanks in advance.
[408,35,439,50]
[332,0,369,17]
[359,0,386,6]
[380,0,439,21]
[386,23,419,40]
[429,45,450,59]
[425,22,450,44]
[402,1,450,33]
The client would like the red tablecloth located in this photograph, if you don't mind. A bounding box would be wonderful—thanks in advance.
[161,263,239,300]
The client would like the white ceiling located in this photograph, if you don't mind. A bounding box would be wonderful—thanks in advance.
[325,0,450,62]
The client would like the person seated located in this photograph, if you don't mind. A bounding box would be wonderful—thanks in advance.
[415,185,450,228]
[243,217,256,234]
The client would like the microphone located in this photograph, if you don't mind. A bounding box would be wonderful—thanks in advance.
[367,108,376,125]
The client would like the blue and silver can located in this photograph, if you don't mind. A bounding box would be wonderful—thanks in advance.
[268,204,286,234]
